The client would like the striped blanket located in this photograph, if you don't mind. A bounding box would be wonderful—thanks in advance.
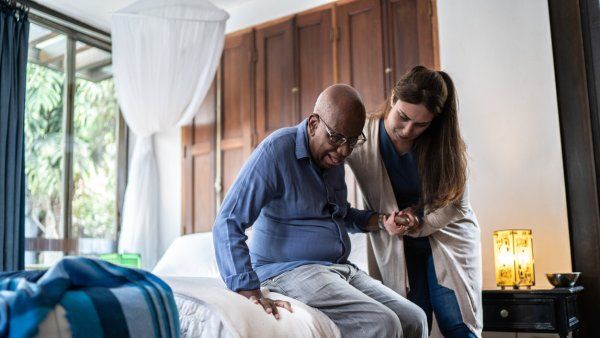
[0,257,180,338]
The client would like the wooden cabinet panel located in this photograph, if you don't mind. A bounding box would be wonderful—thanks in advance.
[384,0,437,90]
[223,32,253,143]
[255,18,295,143]
[192,149,215,232]
[221,31,254,199]
[337,0,386,113]
[296,7,334,119]
[222,147,244,197]
[182,83,216,234]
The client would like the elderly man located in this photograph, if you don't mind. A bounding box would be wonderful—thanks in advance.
[213,84,427,338]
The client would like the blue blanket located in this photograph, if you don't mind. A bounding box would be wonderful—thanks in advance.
[0,257,180,338]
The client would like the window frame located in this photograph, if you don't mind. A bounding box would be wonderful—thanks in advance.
[24,2,128,257]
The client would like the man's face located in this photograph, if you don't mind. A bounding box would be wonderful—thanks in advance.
[307,113,364,170]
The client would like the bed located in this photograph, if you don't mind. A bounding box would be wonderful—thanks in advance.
[152,231,368,338]
[28,230,366,338]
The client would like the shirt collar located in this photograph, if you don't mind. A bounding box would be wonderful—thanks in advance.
[295,118,311,160]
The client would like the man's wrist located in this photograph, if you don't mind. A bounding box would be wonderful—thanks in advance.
[364,213,380,232]
[377,213,386,231]
[238,289,262,299]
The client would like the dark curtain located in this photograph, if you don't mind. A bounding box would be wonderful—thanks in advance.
[0,1,29,271]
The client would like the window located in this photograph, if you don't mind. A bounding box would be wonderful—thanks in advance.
[72,43,119,249]
[24,17,125,269]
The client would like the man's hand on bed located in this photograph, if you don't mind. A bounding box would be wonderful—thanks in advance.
[238,289,293,319]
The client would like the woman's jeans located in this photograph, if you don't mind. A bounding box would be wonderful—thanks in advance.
[404,236,476,338]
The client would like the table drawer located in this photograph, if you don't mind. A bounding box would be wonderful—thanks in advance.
[483,298,557,331]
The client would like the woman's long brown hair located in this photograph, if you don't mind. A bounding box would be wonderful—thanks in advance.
[370,66,467,211]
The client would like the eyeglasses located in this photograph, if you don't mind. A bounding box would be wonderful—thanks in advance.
[316,115,366,149]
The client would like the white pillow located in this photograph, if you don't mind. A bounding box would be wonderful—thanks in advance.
[153,232,221,278]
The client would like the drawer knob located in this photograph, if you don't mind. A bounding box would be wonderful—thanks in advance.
[500,309,509,318]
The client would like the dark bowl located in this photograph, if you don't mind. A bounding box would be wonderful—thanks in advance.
[546,272,581,287]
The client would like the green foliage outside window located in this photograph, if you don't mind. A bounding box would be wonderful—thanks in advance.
[25,62,118,242]
[25,63,64,239]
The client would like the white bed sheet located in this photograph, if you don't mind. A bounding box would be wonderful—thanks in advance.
[163,276,341,338]
[175,293,234,338]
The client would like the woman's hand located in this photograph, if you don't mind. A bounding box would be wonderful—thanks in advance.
[382,211,412,236]
[394,208,421,230]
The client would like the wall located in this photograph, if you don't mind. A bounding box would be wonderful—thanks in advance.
[437,1,571,336]
[437,0,571,292]
[225,0,336,33]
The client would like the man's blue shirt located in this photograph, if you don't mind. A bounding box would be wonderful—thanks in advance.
[213,119,374,291]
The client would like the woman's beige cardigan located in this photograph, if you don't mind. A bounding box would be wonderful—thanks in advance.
[346,118,483,336]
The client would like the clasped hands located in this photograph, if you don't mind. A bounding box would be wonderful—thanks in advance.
[381,208,420,236]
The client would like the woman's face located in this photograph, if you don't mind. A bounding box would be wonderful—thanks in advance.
[385,98,434,143]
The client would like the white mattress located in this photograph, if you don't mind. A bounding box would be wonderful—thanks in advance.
[163,276,341,338]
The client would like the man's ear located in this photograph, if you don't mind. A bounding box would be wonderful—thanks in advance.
[308,115,318,136]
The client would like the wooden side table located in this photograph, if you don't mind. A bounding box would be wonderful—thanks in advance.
[482,286,583,338]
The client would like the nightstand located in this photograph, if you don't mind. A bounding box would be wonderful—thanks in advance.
[482,286,583,338]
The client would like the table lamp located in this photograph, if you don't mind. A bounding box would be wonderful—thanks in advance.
[493,229,535,289]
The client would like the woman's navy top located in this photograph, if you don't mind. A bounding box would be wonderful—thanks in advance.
[379,119,429,249]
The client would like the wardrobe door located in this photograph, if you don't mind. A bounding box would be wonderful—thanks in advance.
[337,0,386,113]
[384,0,438,91]
[182,83,216,234]
[221,30,254,200]
[296,7,334,119]
[255,18,295,144]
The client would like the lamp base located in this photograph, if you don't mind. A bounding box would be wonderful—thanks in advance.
[499,285,533,290]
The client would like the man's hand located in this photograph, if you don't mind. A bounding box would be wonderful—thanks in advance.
[238,289,293,319]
